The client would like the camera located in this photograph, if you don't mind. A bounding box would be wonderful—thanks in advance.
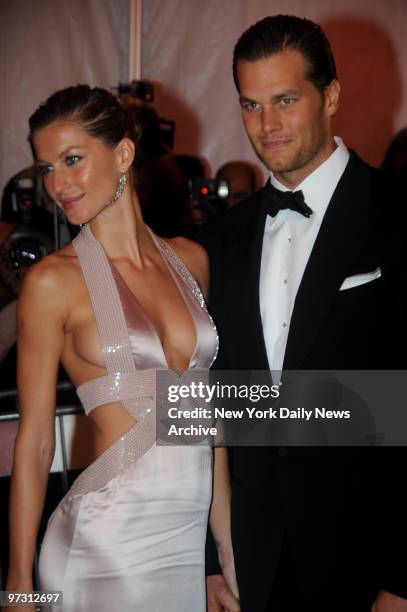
[118,80,154,103]
[187,178,229,224]
[8,176,36,226]
[189,178,229,202]
[0,227,54,296]
[8,228,52,267]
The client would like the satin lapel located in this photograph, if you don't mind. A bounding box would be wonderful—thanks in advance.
[220,195,269,370]
[283,152,376,370]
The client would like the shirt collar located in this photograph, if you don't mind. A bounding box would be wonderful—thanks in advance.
[269,137,350,217]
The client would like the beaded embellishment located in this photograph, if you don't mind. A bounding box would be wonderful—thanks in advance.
[149,230,219,368]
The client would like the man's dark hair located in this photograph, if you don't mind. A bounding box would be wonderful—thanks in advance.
[233,15,337,93]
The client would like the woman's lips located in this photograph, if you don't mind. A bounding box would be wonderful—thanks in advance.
[60,194,84,210]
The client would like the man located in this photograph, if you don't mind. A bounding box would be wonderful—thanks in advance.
[201,15,407,612]
[215,161,257,208]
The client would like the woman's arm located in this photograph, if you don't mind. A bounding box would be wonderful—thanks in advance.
[6,259,66,592]
[209,447,239,599]
[170,238,240,607]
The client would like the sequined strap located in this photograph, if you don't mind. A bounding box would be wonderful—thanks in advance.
[148,228,219,368]
[72,224,135,376]
[65,225,156,500]
[77,370,155,415]
[147,228,207,311]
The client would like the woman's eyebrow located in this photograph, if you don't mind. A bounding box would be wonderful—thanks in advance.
[36,146,85,163]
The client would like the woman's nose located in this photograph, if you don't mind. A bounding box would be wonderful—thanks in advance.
[51,167,71,196]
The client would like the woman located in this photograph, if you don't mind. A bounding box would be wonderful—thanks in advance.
[5,86,238,611]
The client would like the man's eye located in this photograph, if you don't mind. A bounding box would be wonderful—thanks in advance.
[65,155,81,165]
[38,164,53,176]
[242,101,259,112]
[280,97,296,106]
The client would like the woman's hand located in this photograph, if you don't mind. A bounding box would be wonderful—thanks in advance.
[219,552,239,600]
[207,574,240,612]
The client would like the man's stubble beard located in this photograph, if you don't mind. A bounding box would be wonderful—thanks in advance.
[249,100,330,184]
[252,126,329,184]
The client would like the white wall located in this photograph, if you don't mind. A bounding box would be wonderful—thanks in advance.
[0,0,129,197]
[1,1,406,198]
[143,0,407,180]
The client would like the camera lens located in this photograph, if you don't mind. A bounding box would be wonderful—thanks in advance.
[12,240,43,267]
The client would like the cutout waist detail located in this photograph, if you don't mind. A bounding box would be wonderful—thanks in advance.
[77,369,156,416]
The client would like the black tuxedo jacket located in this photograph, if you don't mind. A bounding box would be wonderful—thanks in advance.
[201,152,407,611]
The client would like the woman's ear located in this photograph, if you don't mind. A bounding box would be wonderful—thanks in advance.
[115,137,135,173]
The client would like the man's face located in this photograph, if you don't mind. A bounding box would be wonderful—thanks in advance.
[237,49,339,188]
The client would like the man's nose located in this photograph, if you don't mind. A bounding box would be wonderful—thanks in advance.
[261,106,282,133]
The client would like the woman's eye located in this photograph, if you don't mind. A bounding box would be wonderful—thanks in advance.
[65,155,81,165]
[38,164,53,176]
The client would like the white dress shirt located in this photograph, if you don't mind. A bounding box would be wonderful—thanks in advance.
[259,137,350,372]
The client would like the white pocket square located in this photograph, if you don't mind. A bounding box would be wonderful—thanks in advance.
[340,267,381,291]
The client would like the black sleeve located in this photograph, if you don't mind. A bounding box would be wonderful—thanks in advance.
[377,174,407,598]
[377,448,407,599]
[205,526,222,576]
[200,219,224,577]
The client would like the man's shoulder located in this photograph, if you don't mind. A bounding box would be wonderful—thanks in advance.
[218,189,263,222]
[347,149,385,184]
[200,189,263,241]
[343,149,389,203]
[347,149,377,175]
[346,150,402,224]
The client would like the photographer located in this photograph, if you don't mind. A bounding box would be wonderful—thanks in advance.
[0,223,18,365]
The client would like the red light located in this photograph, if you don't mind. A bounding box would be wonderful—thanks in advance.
[22,198,33,208]
[201,187,208,195]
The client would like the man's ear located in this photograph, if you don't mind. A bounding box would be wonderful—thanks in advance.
[325,79,341,118]
[115,137,135,173]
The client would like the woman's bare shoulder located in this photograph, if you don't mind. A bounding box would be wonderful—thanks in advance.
[165,236,209,295]
[19,244,80,309]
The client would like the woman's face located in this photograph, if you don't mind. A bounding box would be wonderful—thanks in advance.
[32,120,122,225]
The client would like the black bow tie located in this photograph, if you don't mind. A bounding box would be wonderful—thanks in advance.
[261,180,313,218]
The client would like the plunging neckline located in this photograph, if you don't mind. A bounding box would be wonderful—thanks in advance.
[88,224,199,373]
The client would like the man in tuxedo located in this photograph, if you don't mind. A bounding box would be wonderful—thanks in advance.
[202,15,407,612]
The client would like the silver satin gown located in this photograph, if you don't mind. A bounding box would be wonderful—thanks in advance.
[39,224,218,611]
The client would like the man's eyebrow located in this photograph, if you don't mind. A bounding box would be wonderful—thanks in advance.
[239,95,257,104]
[271,89,301,102]
[239,90,302,105]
